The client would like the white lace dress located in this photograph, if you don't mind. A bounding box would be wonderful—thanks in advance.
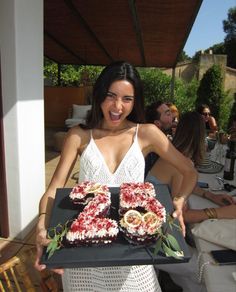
[62,125,161,292]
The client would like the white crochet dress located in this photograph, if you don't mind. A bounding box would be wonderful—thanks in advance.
[62,125,161,292]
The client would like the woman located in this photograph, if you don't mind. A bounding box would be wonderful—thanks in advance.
[146,111,235,292]
[197,104,218,136]
[35,61,197,291]
[146,111,235,224]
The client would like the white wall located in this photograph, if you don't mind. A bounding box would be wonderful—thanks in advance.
[0,0,45,238]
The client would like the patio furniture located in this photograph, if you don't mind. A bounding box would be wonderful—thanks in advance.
[0,247,61,291]
[0,255,35,291]
[65,104,91,128]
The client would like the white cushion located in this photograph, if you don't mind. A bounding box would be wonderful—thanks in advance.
[65,118,85,128]
[72,104,91,119]
[191,219,236,251]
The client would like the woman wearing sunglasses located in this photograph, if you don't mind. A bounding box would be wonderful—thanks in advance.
[197,104,218,136]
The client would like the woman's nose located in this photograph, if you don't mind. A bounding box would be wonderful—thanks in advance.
[114,98,123,110]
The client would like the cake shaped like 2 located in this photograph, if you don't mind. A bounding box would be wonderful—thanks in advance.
[66,181,119,245]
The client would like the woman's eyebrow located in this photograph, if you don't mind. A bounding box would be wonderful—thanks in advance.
[107,90,134,98]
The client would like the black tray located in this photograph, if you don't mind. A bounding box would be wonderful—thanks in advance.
[40,184,191,268]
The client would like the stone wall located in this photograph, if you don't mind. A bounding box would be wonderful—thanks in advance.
[198,54,227,81]
[162,53,236,96]
[225,67,236,94]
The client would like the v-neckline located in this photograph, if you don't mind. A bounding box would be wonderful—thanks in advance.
[91,132,136,176]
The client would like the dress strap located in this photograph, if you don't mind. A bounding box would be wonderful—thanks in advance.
[135,124,139,139]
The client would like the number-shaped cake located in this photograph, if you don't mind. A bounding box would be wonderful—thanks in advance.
[119,182,166,244]
[66,181,119,246]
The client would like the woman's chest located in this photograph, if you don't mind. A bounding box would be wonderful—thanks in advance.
[94,135,135,173]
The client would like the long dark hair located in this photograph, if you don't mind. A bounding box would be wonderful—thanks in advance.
[173,111,206,165]
[81,61,145,129]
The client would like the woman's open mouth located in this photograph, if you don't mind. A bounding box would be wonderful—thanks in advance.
[110,111,121,121]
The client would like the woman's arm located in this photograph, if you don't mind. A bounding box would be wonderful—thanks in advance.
[143,124,197,196]
[183,204,236,224]
[208,116,218,132]
[38,129,81,227]
[193,186,235,206]
[35,127,82,273]
[142,124,198,235]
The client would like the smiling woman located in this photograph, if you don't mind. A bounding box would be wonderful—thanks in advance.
[101,81,135,125]
[35,61,197,292]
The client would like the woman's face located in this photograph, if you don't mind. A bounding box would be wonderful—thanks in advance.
[101,80,135,128]
[202,107,211,122]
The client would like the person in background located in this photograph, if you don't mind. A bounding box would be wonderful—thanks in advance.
[146,111,235,292]
[144,101,173,176]
[146,111,235,224]
[34,61,197,292]
[197,104,218,136]
[145,101,173,134]
[166,102,179,137]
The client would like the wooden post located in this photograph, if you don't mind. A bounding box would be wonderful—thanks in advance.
[170,67,176,99]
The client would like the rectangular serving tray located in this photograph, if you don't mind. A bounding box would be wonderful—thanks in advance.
[40,184,191,268]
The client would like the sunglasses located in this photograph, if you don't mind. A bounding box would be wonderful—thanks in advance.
[203,112,211,117]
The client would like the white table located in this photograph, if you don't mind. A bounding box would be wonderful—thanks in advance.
[188,168,236,292]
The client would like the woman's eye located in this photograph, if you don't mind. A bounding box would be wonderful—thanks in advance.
[123,96,134,102]
[106,93,114,99]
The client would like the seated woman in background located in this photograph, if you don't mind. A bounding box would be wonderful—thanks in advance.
[197,104,218,136]
[146,111,236,224]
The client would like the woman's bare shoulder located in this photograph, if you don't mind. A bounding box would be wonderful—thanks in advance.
[67,125,89,137]
[139,123,167,145]
[139,123,161,137]
[64,125,90,150]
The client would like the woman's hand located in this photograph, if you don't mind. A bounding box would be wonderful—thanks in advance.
[34,227,64,275]
[172,197,186,237]
[207,192,235,206]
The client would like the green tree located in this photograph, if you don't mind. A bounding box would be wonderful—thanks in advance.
[196,65,224,119]
[174,78,199,114]
[138,67,199,115]
[218,90,234,131]
[210,43,226,54]
[44,57,103,86]
[192,50,204,63]
[223,7,236,68]
[44,57,59,85]
[192,44,225,61]
[196,64,233,130]
[227,95,236,129]
[138,68,172,105]
[177,50,191,62]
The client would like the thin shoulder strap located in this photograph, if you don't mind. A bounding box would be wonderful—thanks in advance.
[135,124,139,139]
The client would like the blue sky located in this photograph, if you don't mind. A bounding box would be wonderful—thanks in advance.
[183,0,236,57]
